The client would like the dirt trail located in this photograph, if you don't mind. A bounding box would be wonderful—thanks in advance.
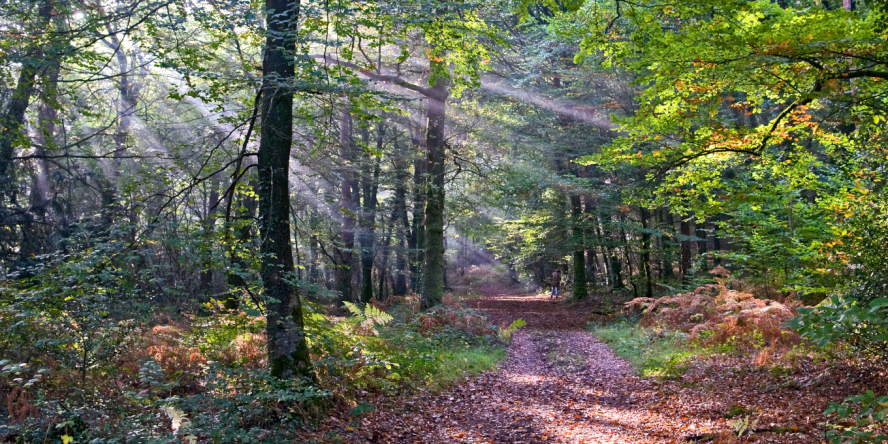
[354,292,732,444]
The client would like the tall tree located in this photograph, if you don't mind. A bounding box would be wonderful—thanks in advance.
[337,107,357,303]
[0,1,56,203]
[421,59,451,308]
[257,0,312,380]
[571,193,588,300]
[359,122,383,303]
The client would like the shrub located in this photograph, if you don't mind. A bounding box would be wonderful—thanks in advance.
[625,269,803,354]
[789,296,888,360]
[823,390,888,444]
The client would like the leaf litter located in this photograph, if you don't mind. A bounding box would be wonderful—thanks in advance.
[311,290,886,443]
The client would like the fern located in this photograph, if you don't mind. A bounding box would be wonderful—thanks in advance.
[343,302,393,336]
[730,415,758,437]
[498,318,526,342]
[343,301,363,318]
[161,405,191,432]
[362,304,394,326]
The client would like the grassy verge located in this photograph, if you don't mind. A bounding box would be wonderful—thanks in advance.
[374,323,507,392]
[590,319,702,378]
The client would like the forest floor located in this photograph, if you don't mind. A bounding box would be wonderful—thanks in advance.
[324,285,882,444]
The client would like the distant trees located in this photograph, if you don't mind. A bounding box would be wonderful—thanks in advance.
[472,0,888,303]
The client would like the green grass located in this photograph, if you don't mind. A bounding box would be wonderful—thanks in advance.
[374,324,506,391]
[590,320,701,378]
[431,346,506,389]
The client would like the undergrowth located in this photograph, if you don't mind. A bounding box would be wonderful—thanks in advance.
[0,291,507,443]
[590,319,699,379]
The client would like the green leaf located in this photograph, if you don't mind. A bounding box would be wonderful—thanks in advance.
[868,298,888,309]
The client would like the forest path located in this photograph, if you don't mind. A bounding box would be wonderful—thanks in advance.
[358,292,726,444]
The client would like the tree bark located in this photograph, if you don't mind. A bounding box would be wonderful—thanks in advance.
[640,207,653,298]
[258,0,312,380]
[619,218,637,297]
[583,196,597,288]
[712,215,723,266]
[680,214,692,281]
[421,63,451,309]
[607,222,624,290]
[0,28,46,202]
[20,60,61,261]
[337,107,357,303]
[661,209,675,280]
[359,123,383,303]
[392,134,410,296]
[571,194,588,300]
[409,124,426,292]
[595,218,611,286]
[695,214,707,269]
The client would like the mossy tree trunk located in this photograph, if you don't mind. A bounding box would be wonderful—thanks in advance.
[337,107,357,303]
[660,208,675,280]
[392,134,410,296]
[258,0,312,380]
[421,64,451,309]
[409,125,426,293]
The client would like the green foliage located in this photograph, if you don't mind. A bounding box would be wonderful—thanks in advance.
[591,320,701,378]
[724,405,749,419]
[343,301,394,333]
[498,318,526,342]
[789,296,888,359]
[823,390,888,444]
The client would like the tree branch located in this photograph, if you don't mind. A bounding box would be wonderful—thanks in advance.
[315,55,437,98]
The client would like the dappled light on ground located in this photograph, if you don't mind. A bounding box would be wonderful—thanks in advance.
[345,290,732,443]
[329,287,869,443]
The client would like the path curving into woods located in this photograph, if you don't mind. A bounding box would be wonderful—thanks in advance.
[346,291,817,444]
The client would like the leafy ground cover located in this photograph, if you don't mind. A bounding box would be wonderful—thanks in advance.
[591,321,699,379]
[333,283,888,444]
[0,291,507,443]
[589,276,888,443]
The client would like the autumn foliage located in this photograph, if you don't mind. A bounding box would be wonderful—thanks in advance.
[626,268,804,354]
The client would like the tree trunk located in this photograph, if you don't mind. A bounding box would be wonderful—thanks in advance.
[583,196,597,288]
[392,135,410,295]
[20,60,61,261]
[640,207,653,298]
[661,209,675,280]
[359,123,383,303]
[619,219,637,298]
[409,125,426,292]
[0,2,56,206]
[595,218,611,286]
[105,32,135,182]
[378,225,392,301]
[200,179,222,297]
[607,222,624,289]
[0,52,39,203]
[571,194,588,300]
[337,107,357,303]
[258,0,312,380]
[712,215,722,266]
[421,64,451,309]
[695,214,707,269]
[680,214,692,281]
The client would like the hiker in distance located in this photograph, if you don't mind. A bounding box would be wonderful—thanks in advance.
[550,269,561,298]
